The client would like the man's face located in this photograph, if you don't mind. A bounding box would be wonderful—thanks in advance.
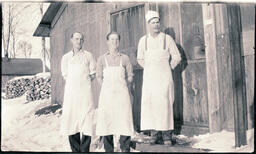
[107,34,120,50]
[71,33,84,50]
[148,18,160,33]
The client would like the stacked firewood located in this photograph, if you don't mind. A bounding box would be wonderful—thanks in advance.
[26,75,51,102]
[5,77,33,99]
[5,73,51,102]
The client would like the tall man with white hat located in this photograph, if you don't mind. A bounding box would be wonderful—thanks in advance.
[137,10,181,145]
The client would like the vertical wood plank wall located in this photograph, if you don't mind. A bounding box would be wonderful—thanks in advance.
[180,4,209,135]
[214,5,234,131]
[240,4,255,130]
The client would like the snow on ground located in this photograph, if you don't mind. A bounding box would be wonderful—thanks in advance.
[191,129,254,152]
[1,93,254,152]
[1,94,139,152]
[1,95,70,152]
[35,72,51,78]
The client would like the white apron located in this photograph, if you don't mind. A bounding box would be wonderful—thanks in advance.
[96,56,134,136]
[60,52,96,136]
[141,34,174,131]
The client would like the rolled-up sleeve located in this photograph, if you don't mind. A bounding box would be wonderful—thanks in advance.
[168,36,181,69]
[137,36,145,60]
[96,56,104,84]
[88,53,96,75]
[61,54,68,80]
[123,55,134,83]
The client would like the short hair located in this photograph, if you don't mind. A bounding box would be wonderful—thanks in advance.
[71,32,84,39]
[106,31,121,40]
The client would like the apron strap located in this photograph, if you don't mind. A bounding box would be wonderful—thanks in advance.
[163,33,166,50]
[104,56,109,67]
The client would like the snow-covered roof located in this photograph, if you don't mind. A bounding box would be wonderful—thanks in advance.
[2,58,50,75]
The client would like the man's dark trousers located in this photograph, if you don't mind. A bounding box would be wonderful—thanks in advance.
[68,132,91,152]
[103,135,131,152]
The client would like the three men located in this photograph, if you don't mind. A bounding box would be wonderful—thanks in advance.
[61,32,97,152]
[96,31,134,152]
[137,10,181,145]
[60,10,181,152]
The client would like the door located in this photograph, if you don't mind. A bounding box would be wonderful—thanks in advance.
[158,3,209,135]
[180,4,209,134]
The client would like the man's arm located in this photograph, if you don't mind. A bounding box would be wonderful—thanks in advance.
[124,55,134,92]
[137,37,145,68]
[124,55,134,83]
[61,54,68,80]
[168,36,181,69]
[88,52,97,81]
[96,56,104,86]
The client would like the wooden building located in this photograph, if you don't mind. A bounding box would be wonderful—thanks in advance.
[33,2,255,137]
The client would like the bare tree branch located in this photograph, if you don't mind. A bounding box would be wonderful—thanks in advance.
[2,3,34,59]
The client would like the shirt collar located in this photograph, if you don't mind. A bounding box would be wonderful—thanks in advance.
[106,52,121,56]
[148,32,162,39]
[71,49,82,56]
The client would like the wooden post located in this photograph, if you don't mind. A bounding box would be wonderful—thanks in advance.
[227,4,247,147]
[202,3,247,147]
[202,3,222,133]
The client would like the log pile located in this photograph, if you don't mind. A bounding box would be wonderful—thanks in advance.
[5,77,33,99]
[26,75,51,102]
[5,73,51,102]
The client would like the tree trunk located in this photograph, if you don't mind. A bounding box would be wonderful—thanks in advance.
[40,4,46,73]
[11,31,16,58]
[5,4,11,59]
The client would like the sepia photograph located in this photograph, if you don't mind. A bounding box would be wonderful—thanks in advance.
[1,0,255,152]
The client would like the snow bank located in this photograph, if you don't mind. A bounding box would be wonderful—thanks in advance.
[35,72,51,78]
[1,93,253,152]
[191,129,254,152]
[1,95,70,152]
[1,94,139,152]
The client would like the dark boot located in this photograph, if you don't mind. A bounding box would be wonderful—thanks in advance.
[103,135,114,152]
[151,131,164,145]
[120,135,131,152]
[163,131,175,145]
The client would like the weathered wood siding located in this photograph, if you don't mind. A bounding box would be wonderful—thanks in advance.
[158,4,209,136]
[180,4,209,135]
[240,4,255,129]
[214,5,235,131]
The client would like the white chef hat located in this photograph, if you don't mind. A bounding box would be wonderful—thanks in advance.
[145,10,160,23]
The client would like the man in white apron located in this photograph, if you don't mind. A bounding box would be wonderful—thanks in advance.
[137,11,181,145]
[96,31,134,152]
[61,32,97,152]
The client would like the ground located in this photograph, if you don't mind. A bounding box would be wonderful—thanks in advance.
[1,93,254,152]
